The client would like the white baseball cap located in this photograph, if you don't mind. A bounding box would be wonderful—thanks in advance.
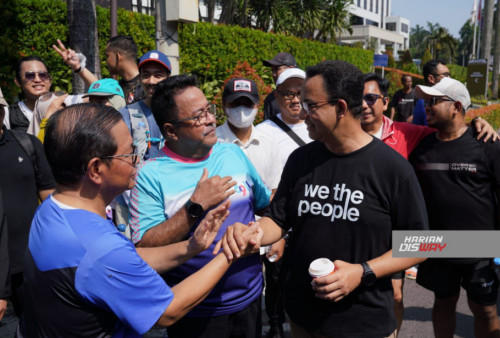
[276,68,306,86]
[415,77,471,111]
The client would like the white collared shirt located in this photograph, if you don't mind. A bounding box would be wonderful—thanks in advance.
[255,114,313,167]
[216,122,282,190]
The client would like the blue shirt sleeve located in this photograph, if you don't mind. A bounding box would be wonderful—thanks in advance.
[75,232,173,335]
[118,106,133,132]
[412,99,427,126]
[128,163,168,244]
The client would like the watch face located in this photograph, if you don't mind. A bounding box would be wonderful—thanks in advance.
[364,272,376,286]
[187,202,204,218]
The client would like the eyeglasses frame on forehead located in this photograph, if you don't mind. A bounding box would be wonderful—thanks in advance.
[168,103,218,125]
[24,71,51,82]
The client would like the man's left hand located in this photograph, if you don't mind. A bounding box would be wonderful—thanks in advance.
[312,260,364,302]
[475,117,500,142]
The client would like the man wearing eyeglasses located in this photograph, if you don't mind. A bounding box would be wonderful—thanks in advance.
[413,59,451,126]
[256,68,312,167]
[129,75,271,338]
[262,52,297,121]
[217,60,428,338]
[410,77,500,338]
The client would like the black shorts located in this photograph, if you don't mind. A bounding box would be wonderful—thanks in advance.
[167,297,262,338]
[417,259,498,305]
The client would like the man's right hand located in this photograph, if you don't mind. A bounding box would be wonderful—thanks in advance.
[53,39,81,72]
[213,222,262,262]
[190,168,236,210]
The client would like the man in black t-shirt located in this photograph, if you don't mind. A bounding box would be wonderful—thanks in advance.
[390,74,416,122]
[0,105,55,318]
[106,36,143,104]
[219,60,428,337]
[411,77,500,338]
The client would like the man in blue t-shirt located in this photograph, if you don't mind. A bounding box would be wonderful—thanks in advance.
[129,75,271,338]
[18,103,259,337]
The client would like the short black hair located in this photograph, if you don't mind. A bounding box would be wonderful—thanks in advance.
[422,59,447,84]
[151,74,199,136]
[106,35,138,60]
[16,56,49,80]
[363,73,390,97]
[401,74,412,82]
[306,60,364,117]
[44,103,123,186]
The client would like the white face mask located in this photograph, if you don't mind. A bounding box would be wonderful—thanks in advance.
[226,106,258,128]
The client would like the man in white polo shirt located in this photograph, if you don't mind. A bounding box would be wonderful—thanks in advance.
[216,78,281,196]
[256,68,312,167]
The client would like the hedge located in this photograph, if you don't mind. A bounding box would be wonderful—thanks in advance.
[179,22,373,87]
[0,0,373,103]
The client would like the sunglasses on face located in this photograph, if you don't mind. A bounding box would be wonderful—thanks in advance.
[363,93,384,105]
[24,71,50,82]
[424,96,455,107]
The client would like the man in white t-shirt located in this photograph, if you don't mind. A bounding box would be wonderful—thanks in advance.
[216,77,281,194]
[255,68,311,338]
[256,68,312,167]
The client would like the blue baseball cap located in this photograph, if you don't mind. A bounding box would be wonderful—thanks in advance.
[138,50,172,74]
[84,78,124,98]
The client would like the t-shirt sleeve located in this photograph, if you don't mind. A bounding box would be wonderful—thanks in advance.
[391,172,429,231]
[30,134,56,190]
[484,142,500,189]
[129,164,167,244]
[265,150,297,231]
[118,107,133,132]
[75,234,173,335]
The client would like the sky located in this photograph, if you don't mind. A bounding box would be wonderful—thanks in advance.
[391,0,475,38]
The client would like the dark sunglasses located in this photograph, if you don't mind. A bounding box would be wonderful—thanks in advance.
[24,71,50,82]
[363,93,384,105]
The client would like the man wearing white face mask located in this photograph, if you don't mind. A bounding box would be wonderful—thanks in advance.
[217,78,282,196]
[217,78,285,338]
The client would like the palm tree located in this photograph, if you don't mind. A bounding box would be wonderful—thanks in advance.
[315,0,352,43]
[409,24,429,58]
[424,25,457,60]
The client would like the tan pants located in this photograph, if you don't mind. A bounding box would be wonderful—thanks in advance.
[290,319,397,338]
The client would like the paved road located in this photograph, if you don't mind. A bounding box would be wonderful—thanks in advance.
[0,278,495,337]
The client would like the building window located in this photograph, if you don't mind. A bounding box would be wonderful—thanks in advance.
[364,0,367,9]
[366,19,378,26]
[386,22,396,31]
[351,15,364,25]
[376,0,378,13]
[370,0,373,11]
[358,0,361,6]
[401,23,409,33]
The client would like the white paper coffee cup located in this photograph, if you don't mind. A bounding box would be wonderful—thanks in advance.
[309,258,335,278]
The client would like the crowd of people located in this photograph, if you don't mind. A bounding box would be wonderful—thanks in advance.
[1,34,500,338]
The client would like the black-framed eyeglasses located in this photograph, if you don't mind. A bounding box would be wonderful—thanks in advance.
[276,89,301,101]
[300,99,338,114]
[432,72,451,78]
[101,145,139,166]
[363,93,384,106]
[168,103,217,125]
[424,96,455,107]
[24,71,50,82]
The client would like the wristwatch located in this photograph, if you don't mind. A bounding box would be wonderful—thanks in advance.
[185,200,204,219]
[361,262,376,286]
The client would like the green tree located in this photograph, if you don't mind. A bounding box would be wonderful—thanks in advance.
[457,19,474,66]
[424,26,457,61]
[409,24,430,59]
[315,0,352,43]
[421,48,432,68]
